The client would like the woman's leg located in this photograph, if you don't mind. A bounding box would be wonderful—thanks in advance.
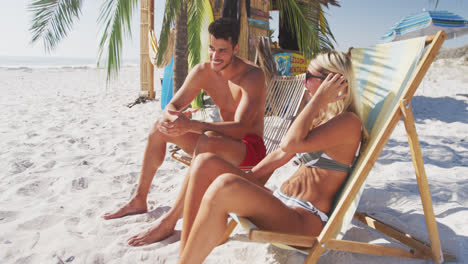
[180,153,263,251]
[179,174,323,264]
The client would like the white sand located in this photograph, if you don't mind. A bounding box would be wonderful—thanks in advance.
[0,58,467,264]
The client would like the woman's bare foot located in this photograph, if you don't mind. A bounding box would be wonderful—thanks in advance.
[102,198,147,220]
[127,217,176,246]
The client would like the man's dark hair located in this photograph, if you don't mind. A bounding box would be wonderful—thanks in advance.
[208,17,240,46]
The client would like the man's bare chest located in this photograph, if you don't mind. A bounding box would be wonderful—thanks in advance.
[206,82,242,112]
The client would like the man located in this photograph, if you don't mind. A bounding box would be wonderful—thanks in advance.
[102,18,267,246]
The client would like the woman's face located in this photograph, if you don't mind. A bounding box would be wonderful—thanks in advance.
[303,61,326,96]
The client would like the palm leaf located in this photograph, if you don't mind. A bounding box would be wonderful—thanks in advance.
[97,0,138,81]
[275,0,336,59]
[28,0,83,52]
[188,1,213,111]
[187,0,203,69]
[156,0,184,66]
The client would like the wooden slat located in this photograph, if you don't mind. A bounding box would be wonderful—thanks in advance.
[355,211,457,263]
[219,220,238,245]
[249,230,317,248]
[404,31,446,101]
[400,100,443,264]
[354,212,433,254]
[171,151,192,167]
[324,240,430,260]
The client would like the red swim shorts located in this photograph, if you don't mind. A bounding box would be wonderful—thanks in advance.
[239,134,267,167]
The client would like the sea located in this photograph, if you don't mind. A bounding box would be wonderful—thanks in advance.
[0,55,140,69]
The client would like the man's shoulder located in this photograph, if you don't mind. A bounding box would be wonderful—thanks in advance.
[236,59,265,83]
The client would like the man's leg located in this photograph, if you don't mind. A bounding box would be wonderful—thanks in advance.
[102,119,201,220]
[127,166,192,246]
[126,131,248,246]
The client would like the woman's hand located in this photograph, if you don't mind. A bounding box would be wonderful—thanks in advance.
[315,73,348,105]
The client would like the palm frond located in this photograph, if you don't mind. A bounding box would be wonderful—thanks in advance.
[298,0,336,49]
[97,0,138,81]
[276,0,336,59]
[156,0,184,66]
[315,0,340,8]
[187,0,204,69]
[28,0,83,52]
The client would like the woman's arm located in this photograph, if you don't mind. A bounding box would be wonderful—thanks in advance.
[249,148,295,184]
[280,74,359,153]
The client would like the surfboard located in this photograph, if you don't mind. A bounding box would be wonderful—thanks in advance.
[160,56,174,110]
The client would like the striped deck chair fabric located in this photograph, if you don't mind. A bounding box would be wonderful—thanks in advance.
[330,36,427,240]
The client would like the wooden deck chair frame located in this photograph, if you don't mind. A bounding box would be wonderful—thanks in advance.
[170,73,307,171]
[220,31,456,264]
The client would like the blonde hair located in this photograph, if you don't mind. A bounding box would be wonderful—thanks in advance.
[311,50,369,144]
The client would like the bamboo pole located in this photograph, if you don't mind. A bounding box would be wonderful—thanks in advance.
[140,0,155,99]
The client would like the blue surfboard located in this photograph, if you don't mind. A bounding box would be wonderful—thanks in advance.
[161,57,174,110]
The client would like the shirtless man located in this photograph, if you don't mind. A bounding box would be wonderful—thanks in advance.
[102,18,267,246]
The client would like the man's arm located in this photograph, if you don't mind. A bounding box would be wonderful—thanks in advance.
[163,64,207,118]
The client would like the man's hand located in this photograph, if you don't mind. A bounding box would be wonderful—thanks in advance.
[159,109,198,136]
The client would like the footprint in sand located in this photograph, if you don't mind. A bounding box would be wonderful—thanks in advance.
[72,177,89,191]
[9,159,34,174]
[13,254,36,264]
[42,160,56,169]
[40,151,56,159]
[112,172,138,185]
[64,217,85,238]
[16,180,43,196]
[26,131,39,138]
[0,210,19,224]
[17,215,59,230]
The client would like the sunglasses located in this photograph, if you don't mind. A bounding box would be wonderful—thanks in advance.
[305,71,326,81]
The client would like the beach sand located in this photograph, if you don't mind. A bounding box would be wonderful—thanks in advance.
[0,56,467,264]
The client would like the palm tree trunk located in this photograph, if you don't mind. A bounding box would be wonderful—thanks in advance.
[173,0,188,94]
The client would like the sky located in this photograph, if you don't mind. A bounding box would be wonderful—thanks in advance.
[1,0,467,60]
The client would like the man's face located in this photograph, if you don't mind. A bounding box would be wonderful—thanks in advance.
[208,35,238,72]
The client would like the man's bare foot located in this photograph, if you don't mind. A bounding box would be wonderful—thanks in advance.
[127,217,176,246]
[102,198,147,220]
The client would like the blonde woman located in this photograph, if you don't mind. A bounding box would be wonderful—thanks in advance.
[178,51,368,264]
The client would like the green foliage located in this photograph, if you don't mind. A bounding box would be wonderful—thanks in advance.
[28,0,83,52]
[275,0,336,59]
[187,0,203,69]
[28,0,338,84]
[97,0,138,81]
[157,0,208,69]
[156,0,183,66]
[28,0,138,82]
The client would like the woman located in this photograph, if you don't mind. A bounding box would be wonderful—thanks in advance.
[178,51,368,264]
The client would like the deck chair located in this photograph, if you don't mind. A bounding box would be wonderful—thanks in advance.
[170,73,307,170]
[223,31,456,264]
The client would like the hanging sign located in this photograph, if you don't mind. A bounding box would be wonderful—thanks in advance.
[273,52,308,76]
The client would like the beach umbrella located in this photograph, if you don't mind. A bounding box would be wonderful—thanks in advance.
[381,10,468,42]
